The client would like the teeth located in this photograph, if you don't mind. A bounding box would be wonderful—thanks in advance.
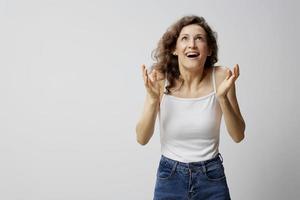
[186,52,199,56]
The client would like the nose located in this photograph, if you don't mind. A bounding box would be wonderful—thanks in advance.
[188,38,196,48]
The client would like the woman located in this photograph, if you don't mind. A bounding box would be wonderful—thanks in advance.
[136,15,246,200]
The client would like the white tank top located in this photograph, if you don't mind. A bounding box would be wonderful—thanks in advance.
[158,67,223,162]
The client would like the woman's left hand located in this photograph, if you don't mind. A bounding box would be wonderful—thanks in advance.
[216,64,240,99]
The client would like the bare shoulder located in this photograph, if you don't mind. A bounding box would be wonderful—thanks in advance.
[214,65,229,86]
[214,65,228,77]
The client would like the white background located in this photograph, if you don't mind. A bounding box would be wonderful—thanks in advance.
[0,0,299,199]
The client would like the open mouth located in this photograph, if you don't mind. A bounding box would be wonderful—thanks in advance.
[186,52,200,59]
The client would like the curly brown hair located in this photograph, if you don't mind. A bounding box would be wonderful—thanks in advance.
[151,15,218,95]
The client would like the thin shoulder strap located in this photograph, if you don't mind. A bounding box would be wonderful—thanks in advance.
[163,78,168,93]
[212,67,216,93]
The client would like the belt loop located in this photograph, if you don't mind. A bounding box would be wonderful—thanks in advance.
[171,161,178,173]
[218,153,223,163]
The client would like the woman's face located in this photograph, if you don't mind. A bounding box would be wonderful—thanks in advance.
[174,24,211,69]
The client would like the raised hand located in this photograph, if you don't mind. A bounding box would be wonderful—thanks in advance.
[216,64,240,99]
[141,64,161,100]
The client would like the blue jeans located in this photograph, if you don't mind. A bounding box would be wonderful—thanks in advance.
[153,153,231,200]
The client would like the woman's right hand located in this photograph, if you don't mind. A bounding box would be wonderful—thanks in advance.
[141,64,160,101]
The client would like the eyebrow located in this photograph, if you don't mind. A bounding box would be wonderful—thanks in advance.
[180,33,206,37]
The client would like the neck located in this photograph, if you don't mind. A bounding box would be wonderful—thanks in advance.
[178,67,207,92]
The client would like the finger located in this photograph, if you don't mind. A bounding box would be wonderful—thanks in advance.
[234,64,239,78]
[236,64,240,77]
[226,68,232,80]
[153,69,157,82]
[141,64,144,71]
[150,69,156,82]
[142,64,146,76]
[142,64,147,76]
[146,69,154,88]
[142,65,148,84]
[232,66,236,78]
[142,64,146,80]
[228,74,236,84]
[149,70,154,82]
[145,68,150,87]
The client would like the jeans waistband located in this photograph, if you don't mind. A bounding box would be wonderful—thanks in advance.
[161,153,223,171]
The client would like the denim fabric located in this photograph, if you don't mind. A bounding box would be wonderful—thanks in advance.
[153,153,231,200]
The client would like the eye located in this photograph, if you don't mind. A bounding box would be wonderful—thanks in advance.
[181,36,188,41]
[196,37,203,40]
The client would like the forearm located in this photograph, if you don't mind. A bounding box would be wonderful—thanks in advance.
[135,94,159,145]
[218,96,245,143]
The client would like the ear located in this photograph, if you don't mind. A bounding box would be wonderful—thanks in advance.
[173,51,177,56]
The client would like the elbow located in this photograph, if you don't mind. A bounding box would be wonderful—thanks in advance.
[234,122,246,143]
[136,134,149,145]
[135,125,149,146]
[234,132,245,143]
[137,138,148,146]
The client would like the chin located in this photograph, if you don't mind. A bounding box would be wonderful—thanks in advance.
[185,61,203,67]
[183,65,202,70]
